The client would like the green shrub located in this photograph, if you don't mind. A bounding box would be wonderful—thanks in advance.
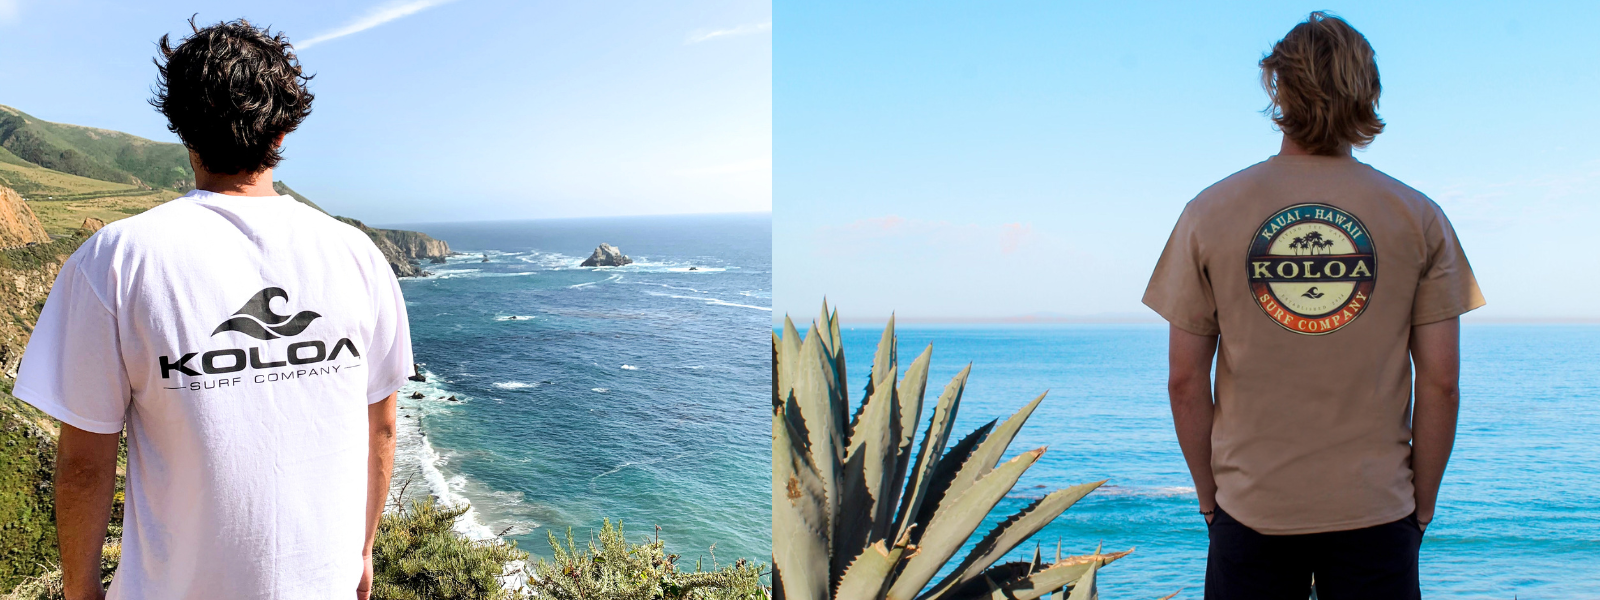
[0,231,88,272]
[371,497,528,600]
[529,519,767,600]
[0,401,60,590]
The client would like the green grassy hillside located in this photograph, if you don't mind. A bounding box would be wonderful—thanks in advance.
[0,105,192,190]
[272,181,327,213]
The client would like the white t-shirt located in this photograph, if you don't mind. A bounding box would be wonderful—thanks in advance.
[15,190,413,600]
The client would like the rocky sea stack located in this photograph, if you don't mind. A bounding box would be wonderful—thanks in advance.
[580,243,633,267]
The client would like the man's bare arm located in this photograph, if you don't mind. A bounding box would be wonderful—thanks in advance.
[56,424,121,600]
[359,393,398,599]
[1168,324,1220,521]
[1410,317,1460,530]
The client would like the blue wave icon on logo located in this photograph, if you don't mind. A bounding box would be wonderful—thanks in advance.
[212,287,322,340]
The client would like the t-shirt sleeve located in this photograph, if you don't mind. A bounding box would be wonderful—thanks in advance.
[1411,205,1486,325]
[365,260,413,404]
[12,255,131,434]
[1143,203,1220,336]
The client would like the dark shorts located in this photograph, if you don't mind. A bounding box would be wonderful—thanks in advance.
[1205,506,1422,600]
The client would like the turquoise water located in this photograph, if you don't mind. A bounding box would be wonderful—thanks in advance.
[825,323,1599,598]
[384,214,771,564]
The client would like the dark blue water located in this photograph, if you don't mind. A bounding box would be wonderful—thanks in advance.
[383,214,771,564]
[818,323,1599,599]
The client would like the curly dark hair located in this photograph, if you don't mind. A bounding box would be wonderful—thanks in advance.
[151,17,313,175]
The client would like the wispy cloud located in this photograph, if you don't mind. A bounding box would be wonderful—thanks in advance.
[686,21,770,44]
[297,0,458,50]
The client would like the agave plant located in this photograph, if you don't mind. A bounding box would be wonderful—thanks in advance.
[772,302,1130,600]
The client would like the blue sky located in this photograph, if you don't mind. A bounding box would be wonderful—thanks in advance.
[0,0,770,223]
[775,1,1600,322]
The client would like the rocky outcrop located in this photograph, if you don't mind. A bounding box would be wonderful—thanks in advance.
[377,229,452,265]
[0,235,78,378]
[580,243,633,267]
[269,183,452,277]
[0,187,49,249]
[335,217,427,277]
[80,217,106,233]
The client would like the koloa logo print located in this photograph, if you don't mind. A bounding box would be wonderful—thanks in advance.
[213,287,322,340]
[159,287,360,391]
[1247,203,1376,335]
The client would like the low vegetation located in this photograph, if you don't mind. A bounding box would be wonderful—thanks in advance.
[3,488,767,600]
[0,397,61,591]
[0,230,89,271]
[529,520,768,600]
[371,498,528,600]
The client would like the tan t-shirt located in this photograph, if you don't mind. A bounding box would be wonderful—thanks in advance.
[1143,154,1485,535]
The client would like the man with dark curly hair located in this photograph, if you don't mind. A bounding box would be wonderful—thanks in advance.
[14,19,410,600]
[1144,12,1483,599]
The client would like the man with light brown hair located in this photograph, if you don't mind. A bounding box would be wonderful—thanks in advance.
[1144,12,1483,599]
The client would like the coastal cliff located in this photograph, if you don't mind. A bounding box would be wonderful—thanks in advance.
[336,217,453,277]
[272,182,452,277]
[381,228,451,265]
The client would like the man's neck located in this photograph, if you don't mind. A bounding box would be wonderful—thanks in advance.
[1278,136,1353,158]
[191,158,278,197]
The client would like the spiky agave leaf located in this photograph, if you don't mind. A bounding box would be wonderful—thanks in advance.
[907,393,1045,554]
[923,480,1106,599]
[802,315,850,455]
[833,374,902,586]
[818,303,852,437]
[773,396,832,600]
[777,316,804,416]
[773,332,783,409]
[834,539,910,599]
[828,305,848,410]
[881,345,932,541]
[885,448,1048,600]
[865,315,898,401]
[906,419,995,548]
[795,318,848,546]
[940,393,1047,506]
[894,364,972,542]
[1064,559,1098,600]
[941,550,1128,600]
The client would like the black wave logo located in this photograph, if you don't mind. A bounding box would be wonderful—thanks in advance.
[212,288,322,340]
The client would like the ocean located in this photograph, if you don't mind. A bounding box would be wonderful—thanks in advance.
[821,323,1599,599]
[381,213,771,566]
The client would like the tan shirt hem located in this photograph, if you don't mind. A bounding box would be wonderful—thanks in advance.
[1226,503,1416,536]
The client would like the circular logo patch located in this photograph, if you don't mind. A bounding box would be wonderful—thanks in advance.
[1247,203,1376,335]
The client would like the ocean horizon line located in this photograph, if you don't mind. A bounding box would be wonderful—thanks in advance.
[775,314,1600,327]
[374,210,771,230]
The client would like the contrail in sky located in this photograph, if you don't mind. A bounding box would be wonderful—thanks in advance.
[298,0,458,50]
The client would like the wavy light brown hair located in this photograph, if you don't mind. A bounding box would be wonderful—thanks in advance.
[1260,12,1383,155]
[151,18,313,175]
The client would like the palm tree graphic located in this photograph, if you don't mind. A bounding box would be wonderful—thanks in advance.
[1302,231,1326,255]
